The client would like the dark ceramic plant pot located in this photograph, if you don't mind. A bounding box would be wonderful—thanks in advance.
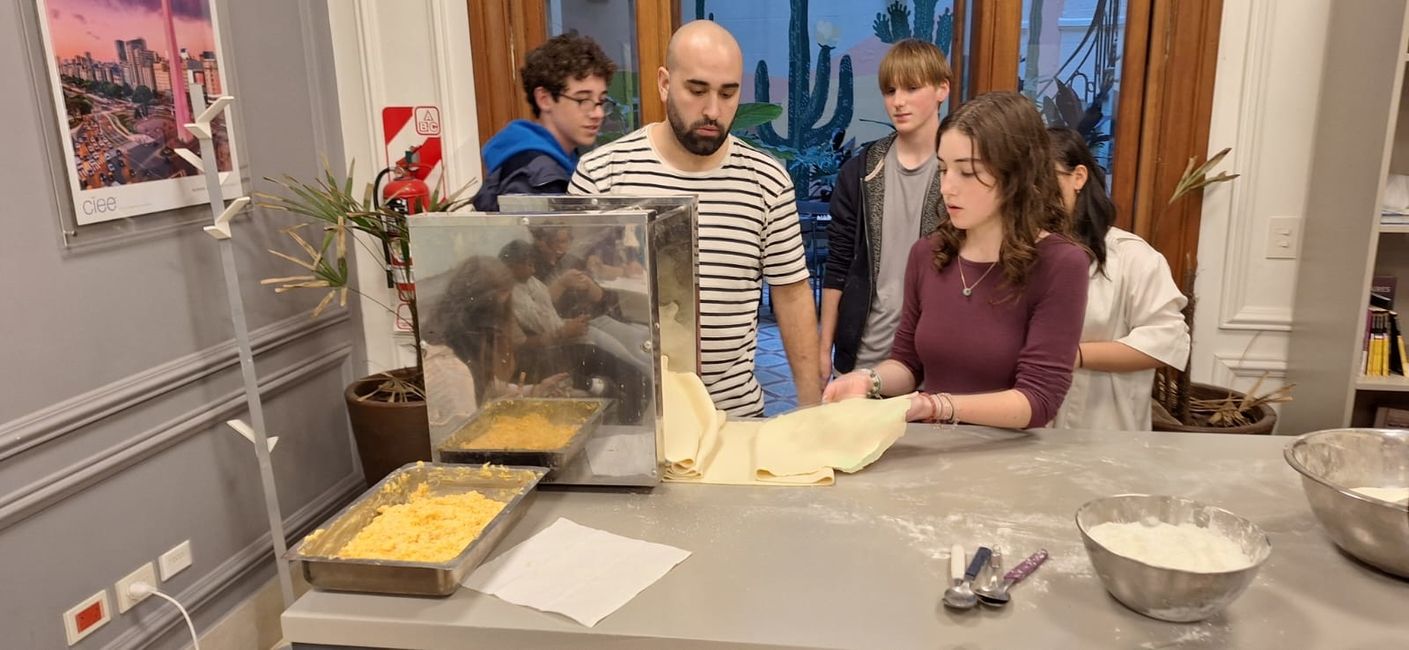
[343,367,431,485]
[1152,382,1277,434]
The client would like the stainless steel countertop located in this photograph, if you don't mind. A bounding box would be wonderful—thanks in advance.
[282,426,1409,649]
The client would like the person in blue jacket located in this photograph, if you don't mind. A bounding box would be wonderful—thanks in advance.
[473,34,617,211]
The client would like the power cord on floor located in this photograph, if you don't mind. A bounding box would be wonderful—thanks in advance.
[128,581,200,650]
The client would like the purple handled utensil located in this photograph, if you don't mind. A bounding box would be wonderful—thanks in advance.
[976,549,1049,607]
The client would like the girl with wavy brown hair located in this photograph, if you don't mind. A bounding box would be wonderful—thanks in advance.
[824,92,1090,429]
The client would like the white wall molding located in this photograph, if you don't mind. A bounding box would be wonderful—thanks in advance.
[1210,352,1288,392]
[296,0,334,160]
[0,310,349,461]
[0,345,352,531]
[428,0,484,194]
[327,0,482,376]
[102,471,365,650]
[1216,0,1292,331]
[328,0,395,378]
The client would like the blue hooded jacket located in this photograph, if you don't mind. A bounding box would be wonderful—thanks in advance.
[473,120,577,211]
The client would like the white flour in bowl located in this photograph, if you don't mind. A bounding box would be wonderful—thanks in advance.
[1087,521,1253,573]
[1351,486,1409,506]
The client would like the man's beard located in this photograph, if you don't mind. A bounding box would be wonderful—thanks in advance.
[666,98,731,156]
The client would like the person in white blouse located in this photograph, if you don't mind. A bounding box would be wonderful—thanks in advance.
[1048,128,1190,431]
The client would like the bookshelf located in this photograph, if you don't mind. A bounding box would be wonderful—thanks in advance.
[1281,0,1409,433]
[1355,374,1409,393]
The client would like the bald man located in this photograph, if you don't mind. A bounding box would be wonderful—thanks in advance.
[570,20,821,417]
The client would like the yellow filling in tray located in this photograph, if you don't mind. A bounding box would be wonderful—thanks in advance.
[437,398,611,473]
[288,462,547,596]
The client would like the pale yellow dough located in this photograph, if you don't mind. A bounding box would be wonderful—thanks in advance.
[660,365,909,486]
[754,397,911,480]
[660,360,723,480]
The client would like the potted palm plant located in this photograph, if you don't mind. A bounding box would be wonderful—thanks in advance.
[1149,149,1292,433]
[257,161,474,483]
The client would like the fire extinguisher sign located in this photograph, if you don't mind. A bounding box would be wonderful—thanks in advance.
[414,107,441,135]
[381,106,444,332]
[382,106,443,190]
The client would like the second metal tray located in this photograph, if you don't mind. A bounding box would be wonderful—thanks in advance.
[436,397,610,472]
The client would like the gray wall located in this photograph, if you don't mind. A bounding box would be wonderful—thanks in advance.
[1,1,365,647]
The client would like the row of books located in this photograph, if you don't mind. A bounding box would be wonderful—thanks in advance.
[1364,308,1406,376]
[1365,275,1406,376]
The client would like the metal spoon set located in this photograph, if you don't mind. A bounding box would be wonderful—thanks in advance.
[942,545,1049,610]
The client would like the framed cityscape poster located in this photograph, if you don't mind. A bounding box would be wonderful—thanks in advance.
[34,0,242,225]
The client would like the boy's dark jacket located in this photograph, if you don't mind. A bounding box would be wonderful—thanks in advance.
[472,120,576,211]
[823,132,944,374]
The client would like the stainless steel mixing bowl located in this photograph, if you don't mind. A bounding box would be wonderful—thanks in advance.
[1075,494,1272,622]
[1284,428,1409,578]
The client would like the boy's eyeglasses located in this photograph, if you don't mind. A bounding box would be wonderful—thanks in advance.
[556,94,618,114]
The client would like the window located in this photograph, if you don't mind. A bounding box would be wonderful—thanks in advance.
[1019,0,1126,177]
[689,0,959,201]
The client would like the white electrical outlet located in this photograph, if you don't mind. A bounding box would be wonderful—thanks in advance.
[63,590,111,645]
[115,562,157,613]
[1266,216,1301,259]
[159,540,193,581]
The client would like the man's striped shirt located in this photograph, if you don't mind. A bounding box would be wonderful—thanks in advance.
[569,126,809,415]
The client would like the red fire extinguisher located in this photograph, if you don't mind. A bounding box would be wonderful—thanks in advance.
[374,146,432,330]
[381,145,431,215]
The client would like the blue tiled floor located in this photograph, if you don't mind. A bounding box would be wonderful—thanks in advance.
[757,293,797,417]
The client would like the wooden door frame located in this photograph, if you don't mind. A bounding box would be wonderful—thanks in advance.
[1127,0,1224,290]
[469,0,679,146]
[468,0,547,147]
[967,0,1023,96]
[1110,0,1153,233]
[965,0,1222,288]
[636,1,680,127]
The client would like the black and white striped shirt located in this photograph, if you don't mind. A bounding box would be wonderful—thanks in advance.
[570,127,809,416]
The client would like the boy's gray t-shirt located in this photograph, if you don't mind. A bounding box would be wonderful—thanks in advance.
[854,145,937,368]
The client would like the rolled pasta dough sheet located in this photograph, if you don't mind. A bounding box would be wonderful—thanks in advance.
[754,397,910,481]
[699,421,834,486]
[661,359,721,480]
[660,366,907,486]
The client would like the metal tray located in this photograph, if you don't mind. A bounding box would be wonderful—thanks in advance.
[436,397,610,472]
[286,462,547,596]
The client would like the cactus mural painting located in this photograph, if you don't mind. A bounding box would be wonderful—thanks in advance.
[873,0,954,55]
[753,0,854,199]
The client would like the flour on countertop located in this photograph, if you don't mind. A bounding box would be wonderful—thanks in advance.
[1139,626,1213,648]
[1087,521,1253,573]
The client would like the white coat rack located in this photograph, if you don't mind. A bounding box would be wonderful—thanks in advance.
[177,80,294,608]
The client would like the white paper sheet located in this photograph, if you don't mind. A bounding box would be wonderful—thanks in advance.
[463,518,691,627]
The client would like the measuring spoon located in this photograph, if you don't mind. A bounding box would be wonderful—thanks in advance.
[976,549,1049,607]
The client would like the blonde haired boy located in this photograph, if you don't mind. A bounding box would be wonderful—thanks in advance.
[820,39,952,377]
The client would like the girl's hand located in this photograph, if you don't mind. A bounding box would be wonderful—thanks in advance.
[904,392,936,422]
[822,371,870,403]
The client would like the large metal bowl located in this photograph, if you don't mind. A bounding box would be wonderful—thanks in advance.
[1283,428,1409,578]
[1075,494,1272,622]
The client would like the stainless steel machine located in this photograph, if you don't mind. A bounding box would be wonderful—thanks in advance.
[408,195,698,487]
